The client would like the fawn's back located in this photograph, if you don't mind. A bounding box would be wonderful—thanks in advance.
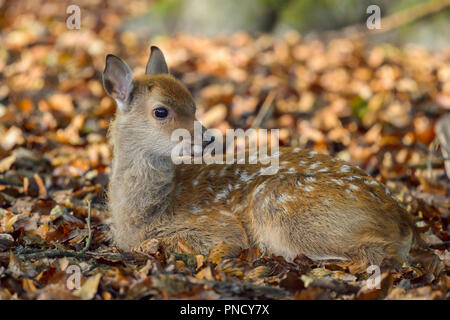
[171,148,415,263]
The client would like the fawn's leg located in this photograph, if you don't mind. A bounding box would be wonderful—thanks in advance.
[140,218,249,255]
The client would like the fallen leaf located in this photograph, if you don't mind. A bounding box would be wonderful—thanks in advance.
[136,238,160,255]
[195,266,215,281]
[0,233,14,251]
[0,154,16,173]
[356,272,393,300]
[7,251,39,278]
[207,242,241,264]
[74,273,102,300]
[177,237,195,254]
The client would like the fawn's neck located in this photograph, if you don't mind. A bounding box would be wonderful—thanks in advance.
[109,123,175,220]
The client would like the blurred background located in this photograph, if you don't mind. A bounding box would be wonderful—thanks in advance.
[0,0,449,201]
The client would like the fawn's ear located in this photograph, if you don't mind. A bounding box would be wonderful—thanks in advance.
[103,54,133,112]
[145,46,169,75]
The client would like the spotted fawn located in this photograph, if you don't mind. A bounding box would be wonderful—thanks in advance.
[103,46,442,274]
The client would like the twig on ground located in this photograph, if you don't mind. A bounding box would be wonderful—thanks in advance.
[427,139,437,175]
[33,173,47,197]
[80,200,93,254]
[428,241,450,250]
[16,200,94,261]
[253,246,267,264]
[416,141,450,161]
[251,91,277,129]
[16,249,90,260]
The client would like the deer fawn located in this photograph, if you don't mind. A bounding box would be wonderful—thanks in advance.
[103,46,442,274]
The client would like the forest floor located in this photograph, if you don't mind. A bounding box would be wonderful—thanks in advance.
[0,1,449,299]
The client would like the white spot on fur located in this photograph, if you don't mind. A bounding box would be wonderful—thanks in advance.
[271,151,281,158]
[346,189,357,199]
[219,167,227,177]
[304,186,314,192]
[343,176,361,181]
[278,194,295,203]
[349,184,359,191]
[299,160,306,166]
[316,167,329,173]
[330,178,344,186]
[308,151,318,157]
[259,166,279,175]
[293,147,301,153]
[254,181,267,194]
[304,176,316,183]
[240,170,258,183]
[296,180,302,187]
[340,165,351,173]
[309,162,322,170]
[219,210,234,217]
[192,179,199,186]
[287,167,296,173]
[281,161,289,165]
[189,206,204,215]
[215,189,228,202]
[232,201,243,213]
[364,179,378,185]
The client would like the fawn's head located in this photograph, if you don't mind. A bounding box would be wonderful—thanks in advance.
[103,46,202,158]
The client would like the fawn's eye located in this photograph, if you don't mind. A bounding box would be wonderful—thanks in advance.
[153,107,169,119]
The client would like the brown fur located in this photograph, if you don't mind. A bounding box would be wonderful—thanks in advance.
[105,50,442,275]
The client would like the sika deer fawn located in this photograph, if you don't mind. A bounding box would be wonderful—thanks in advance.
[103,46,442,274]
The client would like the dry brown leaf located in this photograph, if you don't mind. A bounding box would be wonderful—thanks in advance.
[175,260,186,270]
[0,233,14,251]
[7,251,39,278]
[74,273,102,300]
[195,254,205,270]
[177,237,195,254]
[207,242,241,264]
[356,272,393,300]
[195,266,215,281]
[136,238,160,255]
[0,154,16,173]
[246,265,272,280]
[0,126,24,151]
[5,214,19,232]
[37,284,81,300]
